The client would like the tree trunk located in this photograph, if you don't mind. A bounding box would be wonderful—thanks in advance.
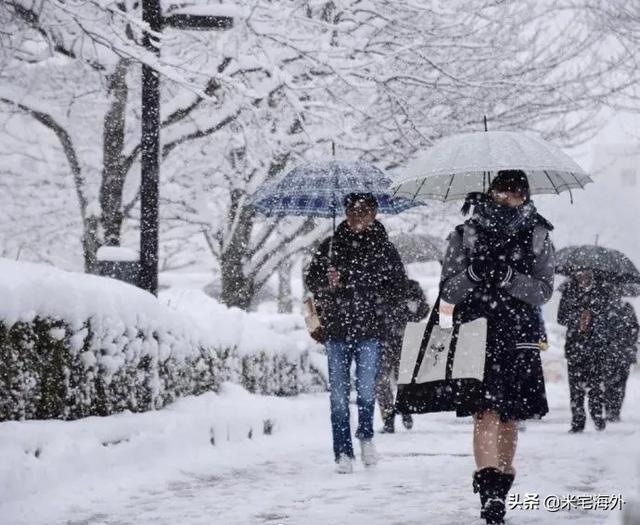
[220,189,256,309]
[220,259,255,310]
[99,59,129,247]
[277,259,293,313]
[83,215,100,273]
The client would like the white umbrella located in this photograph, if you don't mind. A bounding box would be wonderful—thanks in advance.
[391,131,592,201]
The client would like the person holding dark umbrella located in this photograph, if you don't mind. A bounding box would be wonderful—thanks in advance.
[556,247,640,430]
[304,193,408,473]
[557,270,614,432]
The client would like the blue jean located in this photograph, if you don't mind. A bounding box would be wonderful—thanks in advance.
[326,339,382,461]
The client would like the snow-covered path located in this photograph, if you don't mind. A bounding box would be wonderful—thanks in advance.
[5,376,639,525]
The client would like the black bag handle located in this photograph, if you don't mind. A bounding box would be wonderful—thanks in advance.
[410,294,441,384]
[410,292,465,385]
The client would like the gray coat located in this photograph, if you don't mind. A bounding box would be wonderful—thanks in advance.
[436,219,555,421]
[440,223,555,307]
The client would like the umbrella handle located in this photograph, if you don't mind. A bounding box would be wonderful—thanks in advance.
[328,199,336,263]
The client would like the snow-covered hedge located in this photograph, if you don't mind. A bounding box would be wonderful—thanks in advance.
[160,289,327,396]
[0,260,326,421]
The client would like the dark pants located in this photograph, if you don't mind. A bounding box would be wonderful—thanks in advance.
[326,339,381,461]
[604,356,632,420]
[376,341,399,424]
[567,355,605,428]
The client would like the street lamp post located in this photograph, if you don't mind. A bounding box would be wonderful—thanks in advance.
[138,0,233,295]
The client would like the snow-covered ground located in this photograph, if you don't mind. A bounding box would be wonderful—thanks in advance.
[1,260,638,524]
[1,359,639,525]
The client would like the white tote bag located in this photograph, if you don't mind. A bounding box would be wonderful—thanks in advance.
[395,297,488,414]
[398,318,487,385]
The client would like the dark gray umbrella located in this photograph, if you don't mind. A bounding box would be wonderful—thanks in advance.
[555,245,640,284]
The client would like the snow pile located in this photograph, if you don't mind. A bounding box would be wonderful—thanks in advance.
[0,382,322,525]
[0,259,326,422]
[161,288,317,357]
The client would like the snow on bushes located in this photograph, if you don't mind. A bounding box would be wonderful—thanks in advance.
[0,259,325,421]
[160,289,327,395]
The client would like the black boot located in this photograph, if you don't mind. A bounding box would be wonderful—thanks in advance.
[401,413,413,430]
[380,414,395,434]
[498,471,515,506]
[569,416,585,433]
[472,471,488,519]
[473,468,514,524]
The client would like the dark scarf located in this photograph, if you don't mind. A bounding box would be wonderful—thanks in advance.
[461,192,549,241]
[332,219,389,258]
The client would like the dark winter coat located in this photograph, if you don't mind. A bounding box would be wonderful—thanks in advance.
[305,220,407,341]
[557,279,625,363]
[386,279,430,343]
[606,301,639,366]
[440,210,555,421]
[401,279,431,325]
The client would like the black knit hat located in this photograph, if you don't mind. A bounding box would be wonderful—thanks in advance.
[343,192,378,210]
[489,170,530,197]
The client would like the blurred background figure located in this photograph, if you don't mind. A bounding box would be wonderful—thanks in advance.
[557,270,616,432]
[604,294,639,422]
[376,279,430,433]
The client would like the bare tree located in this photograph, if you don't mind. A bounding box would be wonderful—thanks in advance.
[1,0,638,309]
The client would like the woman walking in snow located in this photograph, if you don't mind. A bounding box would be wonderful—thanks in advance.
[440,170,555,524]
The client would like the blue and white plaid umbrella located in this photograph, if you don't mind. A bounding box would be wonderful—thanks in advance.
[252,160,422,221]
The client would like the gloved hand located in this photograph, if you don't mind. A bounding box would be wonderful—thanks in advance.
[466,254,494,282]
[487,261,514,287]
[467,256,513,287]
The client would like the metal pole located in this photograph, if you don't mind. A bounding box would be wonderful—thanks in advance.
[140,0,162,295]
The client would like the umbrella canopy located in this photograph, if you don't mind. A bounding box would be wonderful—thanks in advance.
[252,160,421,218]
[391,131,592,201]
[555,245,640,284]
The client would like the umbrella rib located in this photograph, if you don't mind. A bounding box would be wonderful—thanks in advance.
[412,177,428,201]
[443,173,455,201]
[543,170,560,195]
[569,171,586,189]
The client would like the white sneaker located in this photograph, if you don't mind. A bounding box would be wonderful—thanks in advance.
[360,439,378,467]
[335,454,354,474]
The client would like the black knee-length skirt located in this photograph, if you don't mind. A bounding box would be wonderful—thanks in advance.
[456,306,549,422]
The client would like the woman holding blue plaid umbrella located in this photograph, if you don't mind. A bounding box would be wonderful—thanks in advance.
[304,192,408,474]
[253,160,422,473]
